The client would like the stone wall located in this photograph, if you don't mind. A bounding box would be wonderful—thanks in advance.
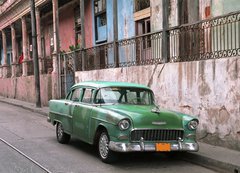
[0,74,52,106]
[75,57,240,151]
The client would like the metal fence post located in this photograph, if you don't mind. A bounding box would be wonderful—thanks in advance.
[63,54,67,97]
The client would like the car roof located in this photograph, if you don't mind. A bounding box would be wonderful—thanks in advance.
[71,81,151,90]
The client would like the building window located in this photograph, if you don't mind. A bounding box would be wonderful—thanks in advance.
[135,0,150,12]
[136,17,151,63]
[94,0,107,43]
[136,17,151,48]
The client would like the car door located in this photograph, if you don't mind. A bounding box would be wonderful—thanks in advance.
[72,87,95,142]
[64,87,82,134]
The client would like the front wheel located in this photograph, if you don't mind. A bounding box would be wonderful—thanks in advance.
[56,122,71,144]
[98,131,117,163]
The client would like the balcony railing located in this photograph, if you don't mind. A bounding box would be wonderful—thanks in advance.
[2,11,239,78]
[1,58,53,78]
[169,11,240,62]
[68,31,163,71]
[118,32,162,67]
[16,64,22,77]
[67,10,239,72]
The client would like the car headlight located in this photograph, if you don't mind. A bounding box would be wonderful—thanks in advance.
[118,119,130,130]
[188,120,199,130]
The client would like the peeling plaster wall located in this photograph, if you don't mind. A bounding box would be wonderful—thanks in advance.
[0,74,52,106]
[85,0,93,48]
[151,0,163,31]
[199,0,211,20]
[211,0,240,17]
[199,0,240,20]
[117,0,135,63]
[151,0,179,31]
[107,0,114,42]
[42,4,75,56]
[59,5,75,52]
[188,0,199,23]
[75,57,240,151]
[117,0,135,40]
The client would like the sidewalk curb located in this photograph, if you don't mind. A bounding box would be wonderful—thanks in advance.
[183,152,240,173]
[0,99,48,117]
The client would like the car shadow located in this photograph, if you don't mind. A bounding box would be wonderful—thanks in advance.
[67,138,187,168]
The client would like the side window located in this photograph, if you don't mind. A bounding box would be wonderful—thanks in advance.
[126,90,137,102]
[71,88,82,102]
[66,91,72,100]
[95,90,102,103]
[82,88,95,104]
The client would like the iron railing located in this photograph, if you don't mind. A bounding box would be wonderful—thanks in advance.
[2,58,53,78]
[16,64,22,77]
[64,11,239,72]
[118,31,163,67]
[169,11,240,62]
[2,11,239,78]
[70,31,163,71]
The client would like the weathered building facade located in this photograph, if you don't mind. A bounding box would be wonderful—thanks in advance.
[0,0,239,150]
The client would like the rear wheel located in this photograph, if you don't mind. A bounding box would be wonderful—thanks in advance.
[56,122,70,144]
[98,131,117,163]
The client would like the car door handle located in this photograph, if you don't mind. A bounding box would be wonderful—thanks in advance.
[65,103,69,105]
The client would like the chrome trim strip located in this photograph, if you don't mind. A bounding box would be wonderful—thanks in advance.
[49,111,72,119]
[90,117,116,126]
[131,128,184,131]
[109,141,199,152]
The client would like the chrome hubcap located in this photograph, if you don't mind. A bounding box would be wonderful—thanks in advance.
[99,133,109,159]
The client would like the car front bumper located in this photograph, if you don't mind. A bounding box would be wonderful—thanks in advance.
[109,140,199,152]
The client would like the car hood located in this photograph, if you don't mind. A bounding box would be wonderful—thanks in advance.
[100,104,183,129]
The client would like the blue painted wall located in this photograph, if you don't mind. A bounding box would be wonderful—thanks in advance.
[117,0,136,63]
[107,0,114,42]
[91,0,136,64]
[106,0,114,64]
[117,0,135,40]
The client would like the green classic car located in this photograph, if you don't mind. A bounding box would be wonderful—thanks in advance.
[48,81,199,163]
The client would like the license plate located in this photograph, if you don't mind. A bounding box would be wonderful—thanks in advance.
[155,143,171,152]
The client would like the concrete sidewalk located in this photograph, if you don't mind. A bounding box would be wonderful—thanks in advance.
[0,96,49,116]
[0,96,239,173]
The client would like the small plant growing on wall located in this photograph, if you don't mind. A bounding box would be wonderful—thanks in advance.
[69,44,80,52]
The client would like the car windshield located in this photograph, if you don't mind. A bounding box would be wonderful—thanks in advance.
[95,87,154,105]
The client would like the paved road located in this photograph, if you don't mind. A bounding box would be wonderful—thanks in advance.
[0,102,218,173]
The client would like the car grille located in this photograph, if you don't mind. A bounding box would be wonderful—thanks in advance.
[130,129,184,142]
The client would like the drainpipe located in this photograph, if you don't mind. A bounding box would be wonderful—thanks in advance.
[52,0,60,99]
[30,0,41,107]
[113,0,119,67]
[162,0,170,63]
[80,0,85,71]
